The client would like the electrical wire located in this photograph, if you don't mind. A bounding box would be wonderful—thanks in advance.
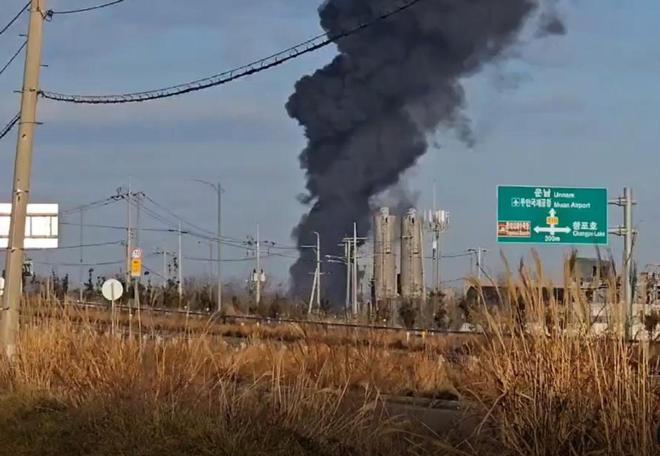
[138,196,251,248]
[0,112,20,141]
[185,254,286,263]
[0,2,29,37]
[126,199,251,251]
[0,40,26,77]
[48,0,127,16]
[142,195,217,239]
[60,195,123,215]
[34,259,124,267]
[49,240,124,250]
[59,221,180,233]
[39,0,425,104]
[441,252,474,259]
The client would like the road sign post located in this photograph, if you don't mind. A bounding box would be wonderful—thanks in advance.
[609,188,636,339]
[497,186,608,245]
[101,279,123,336]
[130,248,142,337]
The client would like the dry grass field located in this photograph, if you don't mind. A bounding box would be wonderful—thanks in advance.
[0,263,657,455]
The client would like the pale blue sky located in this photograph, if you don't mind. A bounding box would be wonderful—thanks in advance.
[1,0,659,290]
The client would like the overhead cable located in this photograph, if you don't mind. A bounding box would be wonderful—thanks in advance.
[49,240,124,250]
[39,0,425,104]
[0,2,29,37]
[60,195,123,215]
[185,254,283,264]
[59,221,179,233]
[34,259,124,267]
[0,112,20,141]
[0,40,26,77]
[47,0,127,16]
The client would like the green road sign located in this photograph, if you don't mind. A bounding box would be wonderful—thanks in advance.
[497,186,608,245]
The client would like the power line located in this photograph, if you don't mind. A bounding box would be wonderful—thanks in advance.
[441,252,474,259]
[60,195,123,215]
[39,0,425,104]
[59,221,180,233]
[0,112,20,141]
[47,0,128,16]
[0,2,29,37]
[34,259,124,267]
[142,195,217,238]
[49,240,124,250]
[185,254,283,264]
[0,40,26,77]
[139,195,248,246]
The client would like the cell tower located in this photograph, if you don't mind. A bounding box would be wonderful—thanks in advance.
[400,208,425,302]
[426,209,450,293]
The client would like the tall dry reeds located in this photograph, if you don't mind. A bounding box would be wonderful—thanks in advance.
[0,314,417,455]
[461,252,658,456]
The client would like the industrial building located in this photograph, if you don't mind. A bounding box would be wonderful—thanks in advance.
[373,208,397,303]
[400,208,425,302]
[372,207,426,314]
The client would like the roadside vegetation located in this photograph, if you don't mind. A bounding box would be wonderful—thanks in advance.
[1,256,657,455]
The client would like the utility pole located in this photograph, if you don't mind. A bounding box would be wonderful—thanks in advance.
[178,222,183,308]
[468,248,488,281]
[307,270,317,314]
[624,187,633,336]
[305,231,321,314]
[609,187,636,339]
[125,185,132,287]
[352,223,358,316]
[316,232,321,309]
[256,224,261,306]
[135,192,141,248]
[193,179,224,313]
[1,0,46,357]
[162,250,167,286]
[79,208,84,302]
[344,241,350,314]
[216,181,223,313]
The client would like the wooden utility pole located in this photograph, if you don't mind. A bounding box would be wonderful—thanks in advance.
[255,224,261,306]
[1,0,46,357]
[178,222,183,308]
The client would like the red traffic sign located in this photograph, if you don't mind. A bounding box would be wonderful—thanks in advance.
[131,248,143,260]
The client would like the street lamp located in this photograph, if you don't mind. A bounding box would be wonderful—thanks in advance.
[193,179,225,313]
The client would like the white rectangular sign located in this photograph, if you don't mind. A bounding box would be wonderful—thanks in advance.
[0,203,59,249]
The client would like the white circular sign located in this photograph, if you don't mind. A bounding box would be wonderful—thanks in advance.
[101,279,124,302]
[131,248,143,259]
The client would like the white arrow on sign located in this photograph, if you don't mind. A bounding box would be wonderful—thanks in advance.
[534,225,572,235]
[534,208,572,236]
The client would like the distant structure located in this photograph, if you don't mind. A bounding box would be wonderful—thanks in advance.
[373,208,397,304]
[400,208,425,303]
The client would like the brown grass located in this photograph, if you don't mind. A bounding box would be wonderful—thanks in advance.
[1,255,658,455]
[456,252,659,456]
[0,315,421,455]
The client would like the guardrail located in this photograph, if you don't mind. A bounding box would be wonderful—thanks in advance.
[45,299,473,337]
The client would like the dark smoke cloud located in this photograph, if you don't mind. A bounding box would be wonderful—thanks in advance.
[287,0,549,303]
[538,12,567,36]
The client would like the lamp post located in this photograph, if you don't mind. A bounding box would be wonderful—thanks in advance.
[193,179,224,313]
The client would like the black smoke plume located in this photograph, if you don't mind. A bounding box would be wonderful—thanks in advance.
[287,0,557,303]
